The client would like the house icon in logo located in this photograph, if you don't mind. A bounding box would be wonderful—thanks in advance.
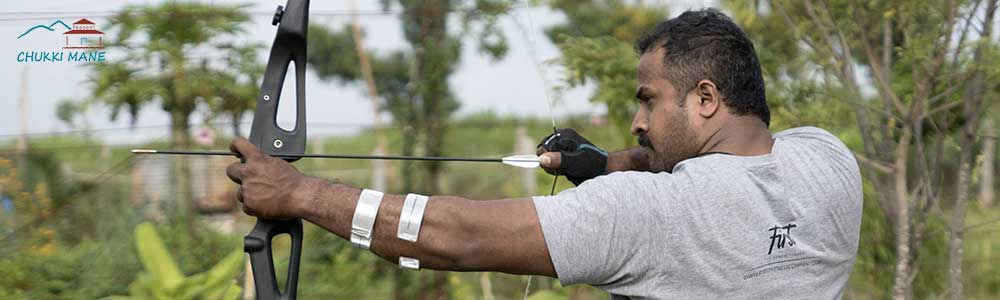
[63,19,104,49]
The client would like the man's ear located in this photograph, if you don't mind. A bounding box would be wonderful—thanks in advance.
[696,80,720,118]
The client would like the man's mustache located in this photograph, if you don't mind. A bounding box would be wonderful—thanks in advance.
[638,134,654,150]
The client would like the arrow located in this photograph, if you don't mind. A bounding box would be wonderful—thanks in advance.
[131,149,540,169]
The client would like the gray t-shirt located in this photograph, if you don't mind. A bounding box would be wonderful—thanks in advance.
[533,127,862,300]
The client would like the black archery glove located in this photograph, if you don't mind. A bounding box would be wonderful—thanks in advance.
[538,128,608,186]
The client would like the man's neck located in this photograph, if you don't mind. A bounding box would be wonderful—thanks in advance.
[699,117,774,156]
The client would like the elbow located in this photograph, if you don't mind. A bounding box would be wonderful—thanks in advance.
[418,198,483,271]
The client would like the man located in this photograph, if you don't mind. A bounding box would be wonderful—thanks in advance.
[227,8,862,299]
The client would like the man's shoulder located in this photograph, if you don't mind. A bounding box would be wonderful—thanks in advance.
[774,126,862,195]
[775,126,852,155]
[774,126,837,140]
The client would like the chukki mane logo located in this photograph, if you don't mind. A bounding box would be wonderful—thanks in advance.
[16,18,108,63]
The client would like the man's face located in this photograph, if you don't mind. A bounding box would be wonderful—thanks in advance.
[632,48,703,172]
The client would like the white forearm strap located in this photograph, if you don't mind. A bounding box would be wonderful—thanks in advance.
[350,189,384,249]
[397,193,430,242]
[399,256,420,270]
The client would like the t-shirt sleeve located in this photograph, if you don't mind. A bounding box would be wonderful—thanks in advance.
[532,171,670,287]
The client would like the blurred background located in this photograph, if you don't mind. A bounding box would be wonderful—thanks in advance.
[0,0,997,299]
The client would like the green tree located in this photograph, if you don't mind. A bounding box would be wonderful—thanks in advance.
[309,1,512,195]
[85,2,252,148]
[545,0,667,147]
[209,43,265,137]
[69,3,262,217]
[307,24,418,192]
[396,0,511,195]
[722,1,999,299]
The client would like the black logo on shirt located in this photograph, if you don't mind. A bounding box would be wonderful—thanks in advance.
[767,223,797,255]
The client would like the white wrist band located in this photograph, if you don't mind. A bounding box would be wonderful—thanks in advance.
[397,193,429,242]
[399,256,420,270]
[350,189,384,249]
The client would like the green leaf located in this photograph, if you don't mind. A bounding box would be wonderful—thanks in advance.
[134,223,184,292]
[177,249,244,300]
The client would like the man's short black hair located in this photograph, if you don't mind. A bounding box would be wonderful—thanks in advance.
[634,8,770,126]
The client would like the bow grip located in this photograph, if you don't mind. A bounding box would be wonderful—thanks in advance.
[244,219,303,300]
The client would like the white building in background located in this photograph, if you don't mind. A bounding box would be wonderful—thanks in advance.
[63,19,104,49]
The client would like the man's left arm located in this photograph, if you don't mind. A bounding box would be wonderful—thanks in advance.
[226,138,556,276]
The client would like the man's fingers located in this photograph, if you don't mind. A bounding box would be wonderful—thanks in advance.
[540,152,561,170]
[230,138,264,161]
[226,163,244,184]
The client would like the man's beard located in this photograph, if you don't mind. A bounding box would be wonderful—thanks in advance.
[639,110,699,172]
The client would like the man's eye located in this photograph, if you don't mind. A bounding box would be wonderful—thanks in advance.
[640,95,653,107]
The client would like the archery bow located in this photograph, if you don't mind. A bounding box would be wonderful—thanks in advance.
[240,1,309,299]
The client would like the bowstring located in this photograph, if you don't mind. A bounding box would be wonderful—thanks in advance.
[510,1,559,298]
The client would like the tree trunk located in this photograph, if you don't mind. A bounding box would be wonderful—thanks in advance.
[170,109,193,219]
[980,119,995,208]
[171,112,192,148]
[948,144,974,300]
[423,117,445,194]
[891,127,913,300]
[948,2,994,299]
[399,39,422,194]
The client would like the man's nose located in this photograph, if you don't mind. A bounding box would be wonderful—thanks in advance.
[630,109,647,136]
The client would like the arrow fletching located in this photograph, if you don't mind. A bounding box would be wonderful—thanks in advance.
[501,154,540,169]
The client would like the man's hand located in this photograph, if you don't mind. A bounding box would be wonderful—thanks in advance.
[537,128,607,186]
[226,138,312,219]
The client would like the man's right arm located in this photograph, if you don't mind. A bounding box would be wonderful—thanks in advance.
[606,147,650,172]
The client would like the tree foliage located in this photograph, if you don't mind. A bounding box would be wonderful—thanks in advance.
[77,2,259,147]
[546,0,667,147]
[722,1,999,299]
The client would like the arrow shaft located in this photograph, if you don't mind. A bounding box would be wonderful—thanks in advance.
[132,149,538,164]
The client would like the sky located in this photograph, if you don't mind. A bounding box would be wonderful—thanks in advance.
[1,0,712,144]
